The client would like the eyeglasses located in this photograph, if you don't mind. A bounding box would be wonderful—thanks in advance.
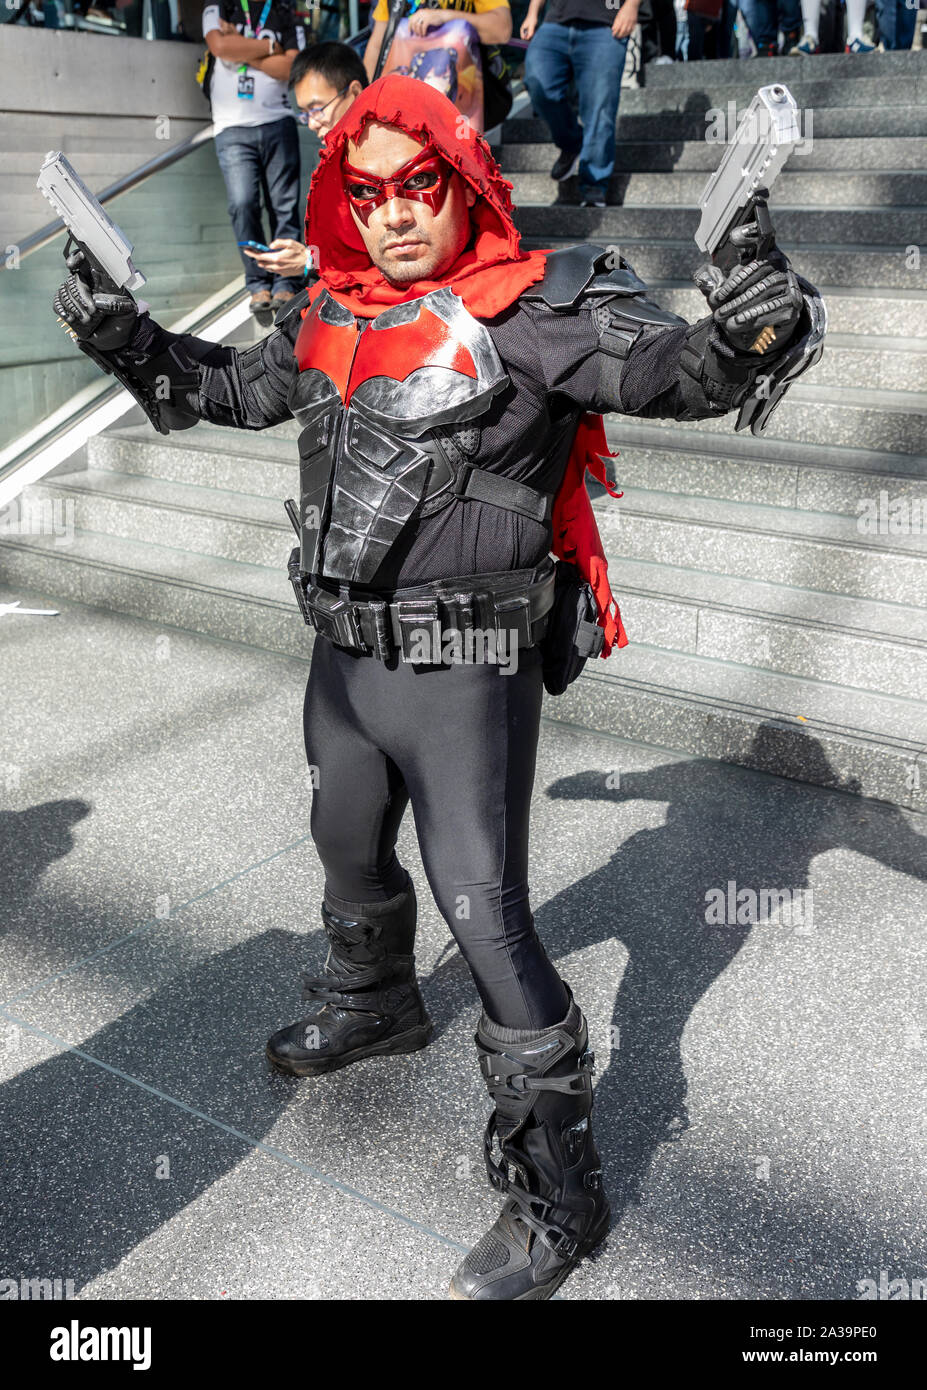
[342,145,450,225]
[297,87,350,126]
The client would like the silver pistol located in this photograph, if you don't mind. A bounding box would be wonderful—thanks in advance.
[37,150,146,293]
[695,84,804,272]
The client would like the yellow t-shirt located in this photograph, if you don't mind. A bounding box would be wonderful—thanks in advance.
[372,0,508,21]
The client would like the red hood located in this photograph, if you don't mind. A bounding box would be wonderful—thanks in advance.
[299,74,628,658]
[303,73,548,319]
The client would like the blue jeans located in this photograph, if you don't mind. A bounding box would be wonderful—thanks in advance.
[214,117,303,295]
[524,20,628,201]
[738,0,803,48]
[875,0,917,48]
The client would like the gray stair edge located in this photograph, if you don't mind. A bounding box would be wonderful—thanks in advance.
[28,469,291,532]
[550,667,927,815]
[0,534,308,663]
[2,533,924,814]
[602,420,927,486]
[595,498,927,562]
[612,573,927,651]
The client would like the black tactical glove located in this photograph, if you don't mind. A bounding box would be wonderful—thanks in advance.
[693,200,804,356]
[53,248,139,353]
[694,256,804,355]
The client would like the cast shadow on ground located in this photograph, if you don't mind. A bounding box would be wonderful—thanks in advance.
[0,800,91,919]
[1,728,923,1295]
[535,726,927,1218]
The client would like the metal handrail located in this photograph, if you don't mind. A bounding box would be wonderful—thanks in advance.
[4,122,215,268]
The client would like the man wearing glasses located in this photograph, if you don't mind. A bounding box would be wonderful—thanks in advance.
[242,42,369,288]
[203,0,304,313]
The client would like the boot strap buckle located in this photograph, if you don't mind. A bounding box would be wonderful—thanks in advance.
[542,1228,579,1259]
[508,1195,579,1260]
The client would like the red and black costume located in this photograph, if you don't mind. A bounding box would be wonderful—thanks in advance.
[53,74,820,1300]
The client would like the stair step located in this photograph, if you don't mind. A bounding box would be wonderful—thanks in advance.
[593,491,927,606]
[0,527,306,661]
[506,105,927,143]
[609,636,926,746]
[552,641,927,812]
[678,381,927,458]
[612,279,927,341]
[507,169,927,209]
[603,420,927,512]
[28,468,293,569]
[514,203,927,250]
[638,48,927,87]
[498,136,927,174]
[616,75,925,115]
[606,555,927,700]
[522,238,927,299]
[89,426,300,493]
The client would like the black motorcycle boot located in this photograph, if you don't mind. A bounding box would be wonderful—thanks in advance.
[266,871,433,1077]
[449,988,611,1300]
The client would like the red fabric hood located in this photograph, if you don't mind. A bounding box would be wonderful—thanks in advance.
[299,74,628,657]
[302,73,549,318]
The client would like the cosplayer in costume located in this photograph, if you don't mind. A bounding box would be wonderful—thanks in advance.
[53,75,822,1300]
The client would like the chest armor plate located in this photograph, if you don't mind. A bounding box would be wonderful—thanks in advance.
[286,286,508,585]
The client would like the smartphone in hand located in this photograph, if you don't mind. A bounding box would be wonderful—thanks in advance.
[238,240,273,253]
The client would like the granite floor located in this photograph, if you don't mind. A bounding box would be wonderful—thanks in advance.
[1,580,925,1301]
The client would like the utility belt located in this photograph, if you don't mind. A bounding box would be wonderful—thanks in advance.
[288,549,557,664]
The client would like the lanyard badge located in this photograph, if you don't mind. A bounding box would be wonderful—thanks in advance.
[237,0,273,95]
[240,0,273,38]
[342,146,452,226]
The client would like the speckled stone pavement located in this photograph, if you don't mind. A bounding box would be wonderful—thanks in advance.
[2,580,925,1301]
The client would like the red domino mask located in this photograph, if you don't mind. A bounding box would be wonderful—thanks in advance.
[342,144,451,226]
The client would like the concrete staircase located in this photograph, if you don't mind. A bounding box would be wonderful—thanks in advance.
[2,50,925,810]
[503,48,927,811]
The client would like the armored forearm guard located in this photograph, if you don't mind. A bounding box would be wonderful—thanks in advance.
[81,311,210,434]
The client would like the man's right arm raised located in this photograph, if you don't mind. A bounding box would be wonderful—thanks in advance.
[53,252,304,435]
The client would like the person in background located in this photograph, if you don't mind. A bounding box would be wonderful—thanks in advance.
[872,0,918,47]
[737,0,802,52]
[363,0,514,81]
[203,0,303,313]
[242,41,369,285]
[639,0,678,61]
[686,0,737,58]
[521,0,638,209]
[790,0,876,50]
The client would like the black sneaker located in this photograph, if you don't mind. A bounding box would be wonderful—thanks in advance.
[550,148,580,181]
[580,195,607,209]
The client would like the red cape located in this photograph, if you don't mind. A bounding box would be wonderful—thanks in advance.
[303,75,628,657]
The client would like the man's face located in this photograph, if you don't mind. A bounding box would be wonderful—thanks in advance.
[293,72,362,138]
[343,123,476,287]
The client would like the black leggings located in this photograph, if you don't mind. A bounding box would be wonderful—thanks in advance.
[302,635,569,1030]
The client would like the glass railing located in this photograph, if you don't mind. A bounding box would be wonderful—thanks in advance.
[0,138,241,451]
[0,126,320,454]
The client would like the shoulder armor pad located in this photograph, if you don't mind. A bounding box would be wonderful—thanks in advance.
[522,244,648,310]
[594,295,689,331]
[274,283,314,328]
